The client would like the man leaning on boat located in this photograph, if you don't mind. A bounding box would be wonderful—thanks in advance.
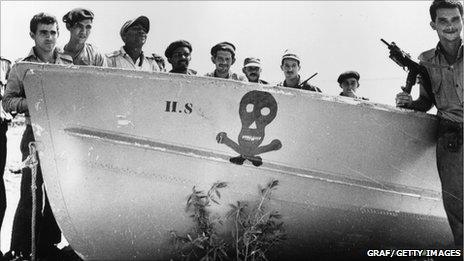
[62,8,107,67]
[2,13,73,260]
[164,40,197,75]
[205,42,247,81]
[277,50,322,92]
[395,0,463,247]
[106,15,165,72]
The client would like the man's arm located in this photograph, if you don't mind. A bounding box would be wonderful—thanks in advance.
[2,64,28,114]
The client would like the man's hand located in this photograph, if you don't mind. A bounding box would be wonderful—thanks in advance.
[395,91,413,108]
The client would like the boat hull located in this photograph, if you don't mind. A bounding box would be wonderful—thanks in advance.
[19,63,452,260]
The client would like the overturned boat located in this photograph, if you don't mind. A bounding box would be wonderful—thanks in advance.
[19,62,452,260]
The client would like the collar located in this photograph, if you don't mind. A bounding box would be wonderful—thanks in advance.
[24,47,72,63]
[214,70,231,78]
[283,75,301,87]
[121,46,145,66]
[435,40,463,60]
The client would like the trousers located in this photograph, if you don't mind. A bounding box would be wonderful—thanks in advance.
[10,125,61,256]
[436,118,463,247]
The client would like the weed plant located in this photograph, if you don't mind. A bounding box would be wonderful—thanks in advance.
[171,180,285,261]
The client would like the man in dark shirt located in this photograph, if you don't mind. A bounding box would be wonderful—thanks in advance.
[165,40,197,75]
[277,50,321,92]
[242,57,268,84]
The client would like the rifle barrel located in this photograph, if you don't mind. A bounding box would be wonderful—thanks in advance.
[380,39,390,47]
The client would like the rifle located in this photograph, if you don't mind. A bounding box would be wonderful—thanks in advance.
[381,39,432,95]
[298,72,318,88]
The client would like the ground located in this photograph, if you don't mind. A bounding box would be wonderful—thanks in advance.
[1,121,23,253]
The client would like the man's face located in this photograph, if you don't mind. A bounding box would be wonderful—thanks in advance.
[340,77,359,97]
[69,19,92,44]
[243,66,261,82]
[431,8,463,42]
[123,24,147,48]
[280,59,300,79]
[169,46,191,71]
[211,50,234,74]
[30,23,58,53]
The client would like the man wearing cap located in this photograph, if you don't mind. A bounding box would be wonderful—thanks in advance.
[165,40,197,75]
[242,57,268,84]
[277,50,321,92]
[107,16,165,72]
[2,13,73,260]
[337,71,368,100]
[205,42,246,81]
[62,8,106,66]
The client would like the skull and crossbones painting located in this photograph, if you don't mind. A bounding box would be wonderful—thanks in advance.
[216,90,282,166]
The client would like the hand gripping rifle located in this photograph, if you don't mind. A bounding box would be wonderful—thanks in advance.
[381,39,432,94]
[298,72,318,88]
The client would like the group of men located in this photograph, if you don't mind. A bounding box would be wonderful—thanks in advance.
[0,0,462,260]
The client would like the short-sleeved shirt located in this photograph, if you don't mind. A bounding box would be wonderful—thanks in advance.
[63,43,107,66]
[205,70,247,81]
[106,47,162,72]
[277,75,322,92]
[2,48,73,124]
[419,43,463,123]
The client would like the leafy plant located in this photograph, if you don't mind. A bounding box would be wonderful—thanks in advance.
[171,180,285,261]
[171,181,229,261]
[227,180,286,261]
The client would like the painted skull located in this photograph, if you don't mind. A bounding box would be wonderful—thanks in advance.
[238,90,277,154]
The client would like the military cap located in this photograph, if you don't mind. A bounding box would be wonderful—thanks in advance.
[120,16,150,38]
[63,8,94,26]
[165,40,192,59]
[211,42,236,56]
[281,49,300,63]
[243,57,261,68]
[337,71,360,84]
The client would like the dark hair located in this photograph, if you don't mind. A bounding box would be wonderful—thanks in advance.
[430,0,463,21]
[212,49,235,60]
[30,12,59,34]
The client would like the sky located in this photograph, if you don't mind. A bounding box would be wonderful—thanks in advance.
[0,1,440,108]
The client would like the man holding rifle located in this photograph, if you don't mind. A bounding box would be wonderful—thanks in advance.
[395,0,463,247]
[277,50,321,92]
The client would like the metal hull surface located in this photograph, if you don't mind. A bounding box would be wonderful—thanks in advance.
[20,63,451,260]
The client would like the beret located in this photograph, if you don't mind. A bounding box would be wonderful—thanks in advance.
[120,16,150,38]
[337,71,360,84]
[63,8,94,25]
[165,40,192,59]
[211,42,236,56]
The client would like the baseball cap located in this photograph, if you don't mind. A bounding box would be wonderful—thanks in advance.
[243,57,262,68]
[120,16,150,38]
